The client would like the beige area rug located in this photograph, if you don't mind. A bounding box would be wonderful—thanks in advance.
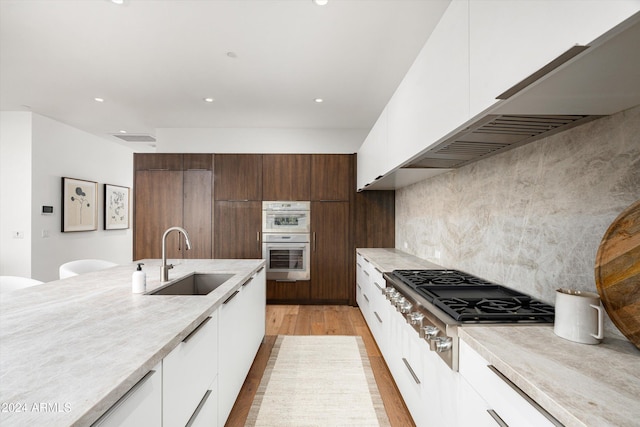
[246,335,391,427]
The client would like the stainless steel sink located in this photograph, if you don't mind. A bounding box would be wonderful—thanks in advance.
[147,273,234,295]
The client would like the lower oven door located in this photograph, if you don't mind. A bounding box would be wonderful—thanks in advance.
[262,236,310,281]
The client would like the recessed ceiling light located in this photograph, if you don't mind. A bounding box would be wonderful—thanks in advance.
[226,52,238,58]
[94,97,104,102]
[110,0,125,4]
[203,97,215,103]
[313,0,329,5]
[119,130,127,133]
[314,98,324,103]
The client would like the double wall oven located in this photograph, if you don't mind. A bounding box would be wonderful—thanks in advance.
[261,201,310,281]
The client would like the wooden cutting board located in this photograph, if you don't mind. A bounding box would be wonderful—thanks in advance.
[594,199,640,350]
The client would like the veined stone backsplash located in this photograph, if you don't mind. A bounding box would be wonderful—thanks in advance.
[396,104,640,339]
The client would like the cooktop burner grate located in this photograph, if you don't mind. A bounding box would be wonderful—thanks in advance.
[433,296,555,322]
[391,269,494,287]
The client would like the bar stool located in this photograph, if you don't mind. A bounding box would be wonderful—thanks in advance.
[59,259,118,279]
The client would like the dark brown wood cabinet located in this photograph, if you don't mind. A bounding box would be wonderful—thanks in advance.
[311,154,352,201]
[355,190,395,248]
[133,154,212,261]
[214,154,262,201]
[214,201,262,259]
[310,201,351,303]
[262,154,310,201]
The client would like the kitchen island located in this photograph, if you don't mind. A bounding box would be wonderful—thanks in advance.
[0,259,265,426]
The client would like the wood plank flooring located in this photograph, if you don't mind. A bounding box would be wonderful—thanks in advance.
[224,305,415,427]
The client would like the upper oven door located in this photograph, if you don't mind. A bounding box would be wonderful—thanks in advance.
[262,201,310,233]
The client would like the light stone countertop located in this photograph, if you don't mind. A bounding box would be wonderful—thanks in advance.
[358,248,640,427]
[0,258,265,427]
[357,248,443,272]
[458,326,640,427]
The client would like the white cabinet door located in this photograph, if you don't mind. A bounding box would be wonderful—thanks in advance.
[469,0,640,115]
[357,107,388,190]
[386,0,470,170]
[218,268,266,425]
[459,340,559,426]
[163,313,219,427]
[92,363,162,427]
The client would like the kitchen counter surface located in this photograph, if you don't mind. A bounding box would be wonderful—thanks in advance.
[357,248,442,272]
[458,326,640,427]
[0,259,265,427]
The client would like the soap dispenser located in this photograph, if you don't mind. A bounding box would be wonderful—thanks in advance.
[132,263,146,294]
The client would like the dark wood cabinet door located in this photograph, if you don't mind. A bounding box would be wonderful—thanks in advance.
[183,154,213,171]
[214,201,262,259]
[134,153,183,171]
[311,154,353,201]
[355,190,395,248]
[262,154,310,201]
[214,154,262,201]
[183,170,212,259]
[310,201,350,302]
[134,170,184,260]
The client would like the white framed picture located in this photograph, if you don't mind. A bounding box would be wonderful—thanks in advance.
[104,183,130,230]
[62,177,98,232]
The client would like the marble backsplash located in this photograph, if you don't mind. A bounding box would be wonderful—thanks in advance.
[395,104,640,339]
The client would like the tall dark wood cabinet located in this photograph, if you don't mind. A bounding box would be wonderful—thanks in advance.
[262,154,310,201]
[213,154,263,259]
[310,201,350,303]
[311,154,352,201]
[355,190,396,248]
[133,154,212,261]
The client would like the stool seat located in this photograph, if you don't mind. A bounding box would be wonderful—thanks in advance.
[59,259,118,279]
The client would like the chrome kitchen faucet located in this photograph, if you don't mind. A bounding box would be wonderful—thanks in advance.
[161,226,192,282]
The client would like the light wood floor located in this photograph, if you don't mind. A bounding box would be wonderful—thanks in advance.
[224,305,415,427]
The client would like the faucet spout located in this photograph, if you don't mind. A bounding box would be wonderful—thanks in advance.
[161,226,192,282]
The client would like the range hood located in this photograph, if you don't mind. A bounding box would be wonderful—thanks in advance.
[367,11,640,190]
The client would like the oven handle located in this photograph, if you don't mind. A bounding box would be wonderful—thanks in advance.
[264,244,309,250]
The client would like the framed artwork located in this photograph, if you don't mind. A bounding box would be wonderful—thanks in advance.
[62,177,98,232]
[104,184,130,230]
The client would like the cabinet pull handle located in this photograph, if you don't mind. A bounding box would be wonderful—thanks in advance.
[147,168,169,171]
[402,358,420,385]
[363,294,369,303]
[242,276,253,287]
[223,290,240,304]
[373,281,383,291]
[487,365,562,426]
[185,390,213,427]
[276,279,297,282]
[257,231,261,252]
[313,232,317,251]
[363,270,370,277]
[374,267,382,274]
[357,283,361,290]
[486,409,508,427]
[183,317,211,344]
[257,266,265,274]
[357,263,362,268]
[92,370,157,426]
[374,311,382,324]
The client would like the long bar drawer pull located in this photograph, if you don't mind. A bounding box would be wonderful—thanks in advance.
[183,317,212,343]
[363,294,369,303]
[243,276,253,287]
[374,311,383,324]
[486,409,508,427]
[364,270,370,277]
[402,358,420,385]
[223,290,240,304]
[92,370,157,426]
[373,281,383,291]
[487,365,563,426]
[185,390,213,427]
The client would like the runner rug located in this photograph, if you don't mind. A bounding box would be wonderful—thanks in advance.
[245,335,391,426]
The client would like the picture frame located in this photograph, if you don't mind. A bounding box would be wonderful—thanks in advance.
[104,184,130,230]
[61,177,98,232]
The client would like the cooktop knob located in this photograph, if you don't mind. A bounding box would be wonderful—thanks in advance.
[435,336,453,353]
[409,312,424,326]
[400,301,413,314]
[422,325,439,342]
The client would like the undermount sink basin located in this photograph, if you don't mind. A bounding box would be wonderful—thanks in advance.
[148,273,234,296]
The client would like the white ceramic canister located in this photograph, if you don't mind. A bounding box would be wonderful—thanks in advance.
[554,288,604,344]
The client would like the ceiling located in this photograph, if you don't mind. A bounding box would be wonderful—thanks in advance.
[0,0,450,150]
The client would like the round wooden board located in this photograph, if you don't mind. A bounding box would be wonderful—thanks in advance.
[595,199,640,349]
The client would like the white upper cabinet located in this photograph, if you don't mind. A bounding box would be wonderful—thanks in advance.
[357,106,388,190]
[469,0,640,116]
[386,0,470,172]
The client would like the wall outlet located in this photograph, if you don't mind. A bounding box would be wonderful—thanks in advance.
[41,229,50,238]
[403,241,408,249]
[434,250,441,259]
[13,231,24,239]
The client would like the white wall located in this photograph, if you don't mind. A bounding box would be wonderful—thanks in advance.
[155,127,367,153]
[0,112,33,277]
[29,114,134,281]
[0,113,134,282]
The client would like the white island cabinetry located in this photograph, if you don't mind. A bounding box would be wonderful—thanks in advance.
[218,266,266,425]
